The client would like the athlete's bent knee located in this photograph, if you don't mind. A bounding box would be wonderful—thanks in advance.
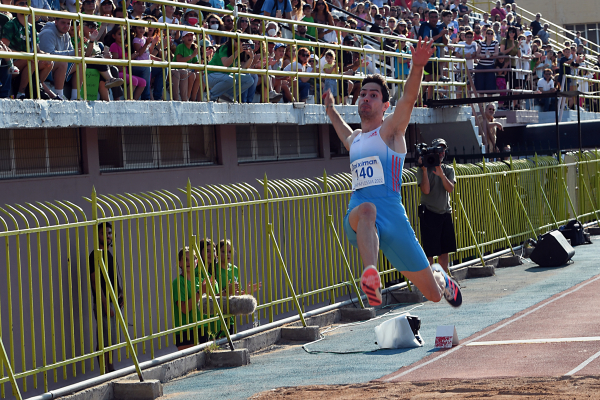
[356,202,377,223]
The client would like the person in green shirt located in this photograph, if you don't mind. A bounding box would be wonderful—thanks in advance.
[1,1,54,99]
[301,4,317,41]
[171,31,200,101]
[206,33,256,102]
[294,24,314,54]
[172,246,220,350]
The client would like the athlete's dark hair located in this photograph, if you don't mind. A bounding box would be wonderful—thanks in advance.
[362,74,390,103]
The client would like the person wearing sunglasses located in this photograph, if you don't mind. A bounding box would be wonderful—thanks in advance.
[236,17,251,34]
[474,27,499,96]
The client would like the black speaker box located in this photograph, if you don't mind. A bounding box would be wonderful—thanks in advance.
[530,231,575,267]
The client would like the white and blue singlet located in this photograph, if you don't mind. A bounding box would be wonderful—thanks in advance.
[342,126,429,272]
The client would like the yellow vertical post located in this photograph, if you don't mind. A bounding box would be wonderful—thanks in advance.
[263,174,274,322]
[186,180,199,345]
[0,336,22,400]
[91,187,105,374]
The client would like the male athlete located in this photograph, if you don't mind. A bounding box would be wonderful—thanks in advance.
[324,38,462,308]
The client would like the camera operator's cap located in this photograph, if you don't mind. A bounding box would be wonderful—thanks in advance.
[431,138,448,149]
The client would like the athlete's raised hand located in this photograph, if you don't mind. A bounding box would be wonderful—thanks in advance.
[323,89,335,110]
[409,37,435,68]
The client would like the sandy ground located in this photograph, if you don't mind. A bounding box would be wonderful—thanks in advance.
[250,375,600,399]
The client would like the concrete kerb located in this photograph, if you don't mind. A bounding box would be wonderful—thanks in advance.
[112,380,162,400]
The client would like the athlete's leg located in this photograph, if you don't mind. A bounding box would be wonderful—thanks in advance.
[400,267,443,303]
[348,202,379,267]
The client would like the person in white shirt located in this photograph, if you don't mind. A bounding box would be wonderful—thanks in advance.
[536,68,556,111]
[282,47,312,102]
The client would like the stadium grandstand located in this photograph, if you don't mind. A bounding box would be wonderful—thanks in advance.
[1,0,600,399]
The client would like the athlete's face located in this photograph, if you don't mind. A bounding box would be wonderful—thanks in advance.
[358,82,389,120]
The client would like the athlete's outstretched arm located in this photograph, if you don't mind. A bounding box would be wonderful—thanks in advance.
[383,38,435,137]
[324,89,355,151]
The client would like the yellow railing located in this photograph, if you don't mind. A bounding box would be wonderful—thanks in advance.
[0,0,468,103]
[1,152,600,398]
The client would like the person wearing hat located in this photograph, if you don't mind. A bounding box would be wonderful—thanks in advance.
[128,0,146,19]
[369,14,384,33]
[324,38,463,308]
[416,138,457,274]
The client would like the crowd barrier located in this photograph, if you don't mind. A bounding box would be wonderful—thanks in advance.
[1,152,600,399]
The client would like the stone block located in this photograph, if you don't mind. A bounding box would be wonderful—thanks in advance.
[280,326,320,342]
[385,288,427,304]
[497,255,523,268]
[467,265,495,278]
[340,307,376,321]
[207,348,250,368]
[113,379,162,400]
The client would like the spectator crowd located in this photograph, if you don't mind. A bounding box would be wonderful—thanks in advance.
[0,0,599,109]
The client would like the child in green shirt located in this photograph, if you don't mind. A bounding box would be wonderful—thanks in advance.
[301,4,317,40]
[171,31,200,101]
[172,246,219,350]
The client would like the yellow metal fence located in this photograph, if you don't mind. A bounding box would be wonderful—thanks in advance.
[1,152,600,399]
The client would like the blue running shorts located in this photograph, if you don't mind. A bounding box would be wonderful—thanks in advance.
[343,196,429,273]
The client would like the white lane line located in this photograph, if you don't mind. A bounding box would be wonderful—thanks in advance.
[466,337,600,346]
[565,349,600,376]
[383,274,600,382]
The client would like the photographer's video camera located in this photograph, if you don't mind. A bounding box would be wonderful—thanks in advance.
[415,138,447,168]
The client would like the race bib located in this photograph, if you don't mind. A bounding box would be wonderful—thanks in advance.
[351,156,385,190]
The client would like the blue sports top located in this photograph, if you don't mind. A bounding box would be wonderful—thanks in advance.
[349,126,406,200]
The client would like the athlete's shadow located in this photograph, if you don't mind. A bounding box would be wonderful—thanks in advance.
[365,348,414,356]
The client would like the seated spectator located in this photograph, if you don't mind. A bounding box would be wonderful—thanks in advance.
[75,20,124,100]
[1,1,55,99]
[182,8,199,28]
[355,2,369,30]
[29,0,51,26]
[396,19,409,37]
[537,68,556,111]
[477,102,503,153]
[319,49,337,100]
[205,14,226,46]
[105,26,147,100]
[453,29,477,95]
[283,46,312,102]
[236,15,250,34]
[262,0,292,19]
[206,34,256,102]
[170,31,201,101]
[301,4,317,39]
[221,14,234,32]
[269,42,292,102]
[132,23,158,101]
[38,17,75,100]
[144,2,162,20]
[458,0,469,17]
[0,40,18,99]
[128,0,146,19]
[313,1,335,42]
[209,0,225,10]
[97,0,116,42]
[172,246,219,350]
[81,0,97,15]
[294,23,314,52]
[290,0,303,20]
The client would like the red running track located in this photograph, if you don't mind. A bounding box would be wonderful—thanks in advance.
[382,274,600,382]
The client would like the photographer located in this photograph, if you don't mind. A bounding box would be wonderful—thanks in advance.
[416,138,457,274]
